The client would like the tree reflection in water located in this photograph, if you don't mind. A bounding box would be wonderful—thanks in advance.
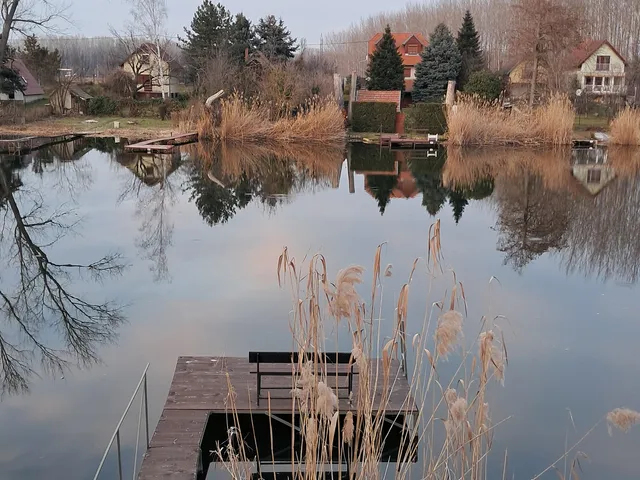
[0,161,125,395]
[445,146,640,282]
[183,142,344,225]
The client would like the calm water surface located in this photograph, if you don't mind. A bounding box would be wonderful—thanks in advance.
[1,139,639,479]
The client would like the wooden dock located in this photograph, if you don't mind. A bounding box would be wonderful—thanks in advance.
[138,356,418,480]
[0,133,84,155]
[125,133,198,153]
[380,134,439,150]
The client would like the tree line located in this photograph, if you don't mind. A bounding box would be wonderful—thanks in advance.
[325,0,640,76]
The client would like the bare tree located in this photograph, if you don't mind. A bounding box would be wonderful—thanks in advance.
[0,0,69,63]
[128,0,169,99]
[0,165,125,395]
[509,0,581,106]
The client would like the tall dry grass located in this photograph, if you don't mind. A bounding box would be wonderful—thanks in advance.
[447,95,575,147]
[610,107,640,145]
[210,222,640,480]
[179,93,346,145]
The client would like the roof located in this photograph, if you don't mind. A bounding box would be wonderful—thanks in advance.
[569,40,627,68]
[5,59,45,97]
[368,32,428,57]
[121,43,174,66]
[356,90,402,111]
[69,85,93,101]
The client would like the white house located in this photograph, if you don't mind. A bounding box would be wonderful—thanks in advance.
[571,40,627,95]
[120,43,180,99]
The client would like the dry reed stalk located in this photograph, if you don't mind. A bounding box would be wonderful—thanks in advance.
[183,92,347,144]
[607,408,640,433]
[610,107,640,145]
[446,95,574,147]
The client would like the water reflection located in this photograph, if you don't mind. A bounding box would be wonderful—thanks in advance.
[0,152,126,395]
[183,142,344,225]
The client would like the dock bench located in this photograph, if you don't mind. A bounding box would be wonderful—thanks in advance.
[248,351,356,405]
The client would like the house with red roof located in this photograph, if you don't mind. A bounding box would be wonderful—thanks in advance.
[506,39,627,99]
[0,58,46,103]
[367,32,428,94]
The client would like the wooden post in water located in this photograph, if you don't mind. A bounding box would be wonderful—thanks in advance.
[445,80,456,106]
[348,71,357,122]
[347,147,355,194]
[334,74,343,106]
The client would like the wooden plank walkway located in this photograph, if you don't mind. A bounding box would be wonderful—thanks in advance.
[0,133,85,155]
[125,133,198,153]
[138,356,417,480]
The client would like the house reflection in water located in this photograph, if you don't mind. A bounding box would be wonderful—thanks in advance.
[571,147,615,196]
[117,150,182,186]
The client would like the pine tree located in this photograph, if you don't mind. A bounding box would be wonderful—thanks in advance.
[413,24,461,102]
[456,10,484,89]
[180,1,232,74]
[366,25,404,91]
[228,13,255,63]
[254,15,297,62]
[20,35,61,86]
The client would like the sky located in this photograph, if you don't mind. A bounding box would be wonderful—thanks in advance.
[61,0,400,45]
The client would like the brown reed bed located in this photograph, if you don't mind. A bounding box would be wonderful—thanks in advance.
[610,107,640,145]
[446,95,575,147]
[178,93,346,145]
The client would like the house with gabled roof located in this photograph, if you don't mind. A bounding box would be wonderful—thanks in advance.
[506,39,627,99]
[120,43,181,98]
[367,32,428,94]
[0,58,46,103]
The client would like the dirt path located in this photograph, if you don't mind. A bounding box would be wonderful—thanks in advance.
[0,117,181,141]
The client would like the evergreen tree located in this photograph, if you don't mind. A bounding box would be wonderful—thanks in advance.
[366,25,404,91]
[254,15,297,62]
[180,1,232,74]
[456,10,484,89]
[20,35,61,86]
[366,174,398,215]
[228,13,254,63]
[413,24,461,102]
[448,190,469,224]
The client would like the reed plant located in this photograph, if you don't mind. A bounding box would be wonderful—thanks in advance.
[610,107,640,145]
[179,93,346,145]
[446,95,574,146]
[211,221,640,480]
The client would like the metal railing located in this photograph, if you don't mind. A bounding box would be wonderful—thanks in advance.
[93,363,151,480]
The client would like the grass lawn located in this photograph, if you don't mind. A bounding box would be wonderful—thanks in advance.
[52,116,173,130]
[574,114,610,131]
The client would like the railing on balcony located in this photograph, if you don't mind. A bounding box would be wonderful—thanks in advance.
[583,84,625,94]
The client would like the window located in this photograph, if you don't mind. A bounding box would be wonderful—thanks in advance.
[595,77,603,86]
[604,77,610,86]
[585,76,594,86]
[404,67,412,79]
[141,53,150,64]
[407,43,420,55]
[596,55,610,71]
[587,169,602,184]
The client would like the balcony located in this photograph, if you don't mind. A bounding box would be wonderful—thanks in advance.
[583,84,625,94]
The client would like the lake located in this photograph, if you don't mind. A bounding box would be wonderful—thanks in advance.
[0,139,639,479]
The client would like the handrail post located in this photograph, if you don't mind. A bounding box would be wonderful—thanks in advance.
[116,431,123,480]
[144,375,150,448]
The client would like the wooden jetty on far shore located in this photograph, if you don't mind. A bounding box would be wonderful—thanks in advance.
[125,133,198,153]
[380,134,439,150]
[137,356,418,480]
[0,133,85,155]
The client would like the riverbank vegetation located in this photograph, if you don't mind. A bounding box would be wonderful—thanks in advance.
[446,95,574,146]
[610,107,640,145]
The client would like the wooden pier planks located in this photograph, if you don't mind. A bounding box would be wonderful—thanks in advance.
[125,133,198,153]
[138,356,417,480]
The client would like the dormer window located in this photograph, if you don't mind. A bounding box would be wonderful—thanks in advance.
[407,44,420,55]
[141,53,150,64]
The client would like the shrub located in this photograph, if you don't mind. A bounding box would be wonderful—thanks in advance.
[87,96,119,116]
[404,103,447,134]
[464,70,503,101]
[610,107,640,145]
[351,102,396,132]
